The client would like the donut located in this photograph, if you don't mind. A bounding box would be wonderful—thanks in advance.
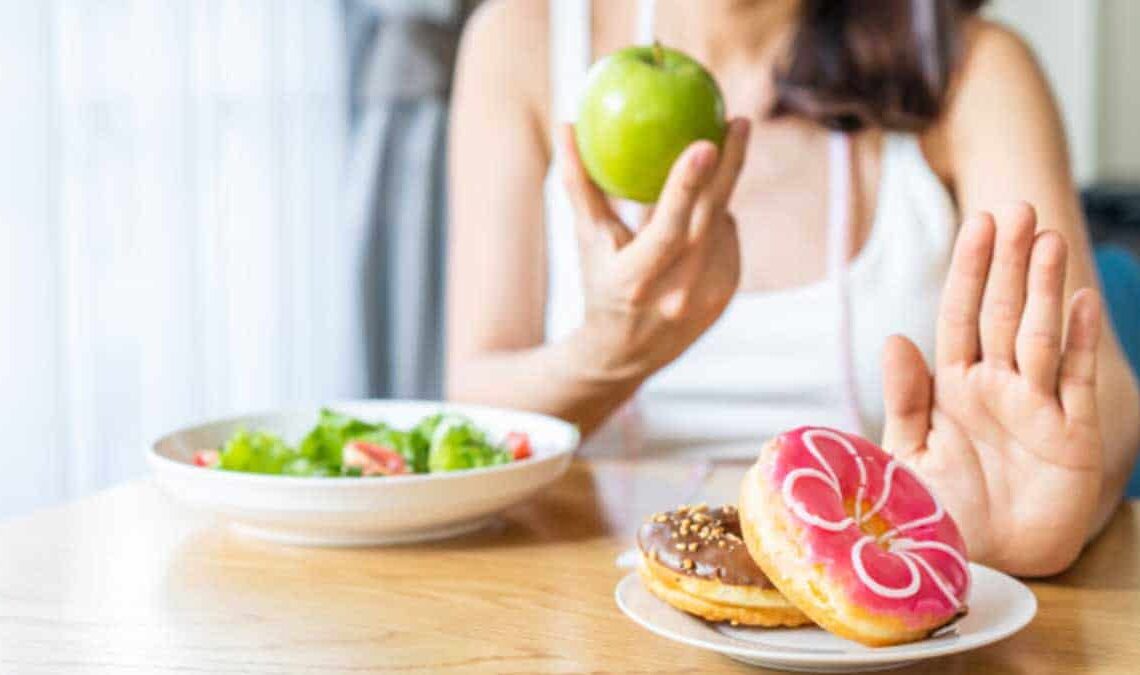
[739,427,970,646]
[636,504,812,627]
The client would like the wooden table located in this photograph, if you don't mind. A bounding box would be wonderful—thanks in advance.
[2,458,1139,674]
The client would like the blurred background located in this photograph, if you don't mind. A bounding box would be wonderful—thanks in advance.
[0,0,1137,518]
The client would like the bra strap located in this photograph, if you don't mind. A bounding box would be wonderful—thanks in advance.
[828,132,865,434]
[636,0,657,45]
[549,0,591,123]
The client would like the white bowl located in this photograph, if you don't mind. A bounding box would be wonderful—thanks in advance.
[148,400,580,546]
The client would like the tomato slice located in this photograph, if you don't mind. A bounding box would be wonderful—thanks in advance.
[343,441,408,476]
[193,449,220,468]
[504,432,532,460]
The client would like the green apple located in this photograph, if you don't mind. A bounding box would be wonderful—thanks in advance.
[576,43,727,204]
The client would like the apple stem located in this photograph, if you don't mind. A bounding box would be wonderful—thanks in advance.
[652,40,664,68]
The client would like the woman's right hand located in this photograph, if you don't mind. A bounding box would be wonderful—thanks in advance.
[559,117,751,383]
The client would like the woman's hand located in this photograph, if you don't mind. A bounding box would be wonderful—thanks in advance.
[881,203,1104,576]
[560,118,751,382]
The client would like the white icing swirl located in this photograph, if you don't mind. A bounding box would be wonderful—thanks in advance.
[893,539,969,609]
[782,468,854,532]
[852,536,922,598]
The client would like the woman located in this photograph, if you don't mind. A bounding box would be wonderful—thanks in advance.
[446,0,1140,576]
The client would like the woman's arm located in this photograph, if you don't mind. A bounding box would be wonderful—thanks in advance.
[446,2,640,433]
[446,2,750,435]
[939,23,1140,537]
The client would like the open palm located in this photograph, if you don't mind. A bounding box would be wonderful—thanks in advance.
[881,203,1103,576]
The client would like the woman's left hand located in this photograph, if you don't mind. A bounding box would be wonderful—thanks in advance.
[881,202,1104,576]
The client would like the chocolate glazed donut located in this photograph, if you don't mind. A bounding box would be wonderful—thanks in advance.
[636,504,812,627]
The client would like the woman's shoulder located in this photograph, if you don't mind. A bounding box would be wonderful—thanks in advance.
[462,0,550,47]
[920,17,1056,185]
[956,17,1043,87]
[456,0,552,130]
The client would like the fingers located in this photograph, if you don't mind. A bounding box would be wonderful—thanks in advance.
[881,335,933,460]
[1059,288,1102,425]
[653,141,719,233]
[1015,231,1068,392]
[559,125,629,246]
[691,118,751,238]
[979,202,1037,366]
[936,213,996,368]
[558,124,611,222]
[625,140,719,275]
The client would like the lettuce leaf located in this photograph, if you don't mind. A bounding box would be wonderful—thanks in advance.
[281,456,337,476]
[298,408,381,469]
[210,409,510,477]
[218,428,296,474]
[425,414,511,472]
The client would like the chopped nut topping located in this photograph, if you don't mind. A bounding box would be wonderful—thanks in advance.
[717,540,726,548]
[653,514,667,523]
[674,543,686,551]
[682,558,694,570]
[694,503,708,512]
[699,526,710,538]
[687,542,698,552]
[730,619,739,626]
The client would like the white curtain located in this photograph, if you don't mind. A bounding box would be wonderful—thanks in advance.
[0,0,367,517]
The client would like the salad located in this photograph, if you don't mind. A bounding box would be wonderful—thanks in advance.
[192,409,533,477]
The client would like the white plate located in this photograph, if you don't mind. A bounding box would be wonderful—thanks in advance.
[149,400,579,546]
[615,564,1035,673]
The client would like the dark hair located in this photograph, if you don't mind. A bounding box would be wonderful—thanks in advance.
[770,0,989,131]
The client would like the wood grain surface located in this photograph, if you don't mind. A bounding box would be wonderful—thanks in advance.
[1,458,1138,674]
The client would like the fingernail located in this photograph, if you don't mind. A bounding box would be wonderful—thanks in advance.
[1075,288,1100,317]
[691,143,716,171]
[732,117,750,138]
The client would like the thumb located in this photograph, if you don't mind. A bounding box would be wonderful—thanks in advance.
[558,124,632,249]
[882,334,933,460]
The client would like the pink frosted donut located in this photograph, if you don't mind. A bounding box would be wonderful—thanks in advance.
[739,426,970,646]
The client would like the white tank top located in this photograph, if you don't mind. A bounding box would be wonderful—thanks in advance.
[543,0,957,457]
